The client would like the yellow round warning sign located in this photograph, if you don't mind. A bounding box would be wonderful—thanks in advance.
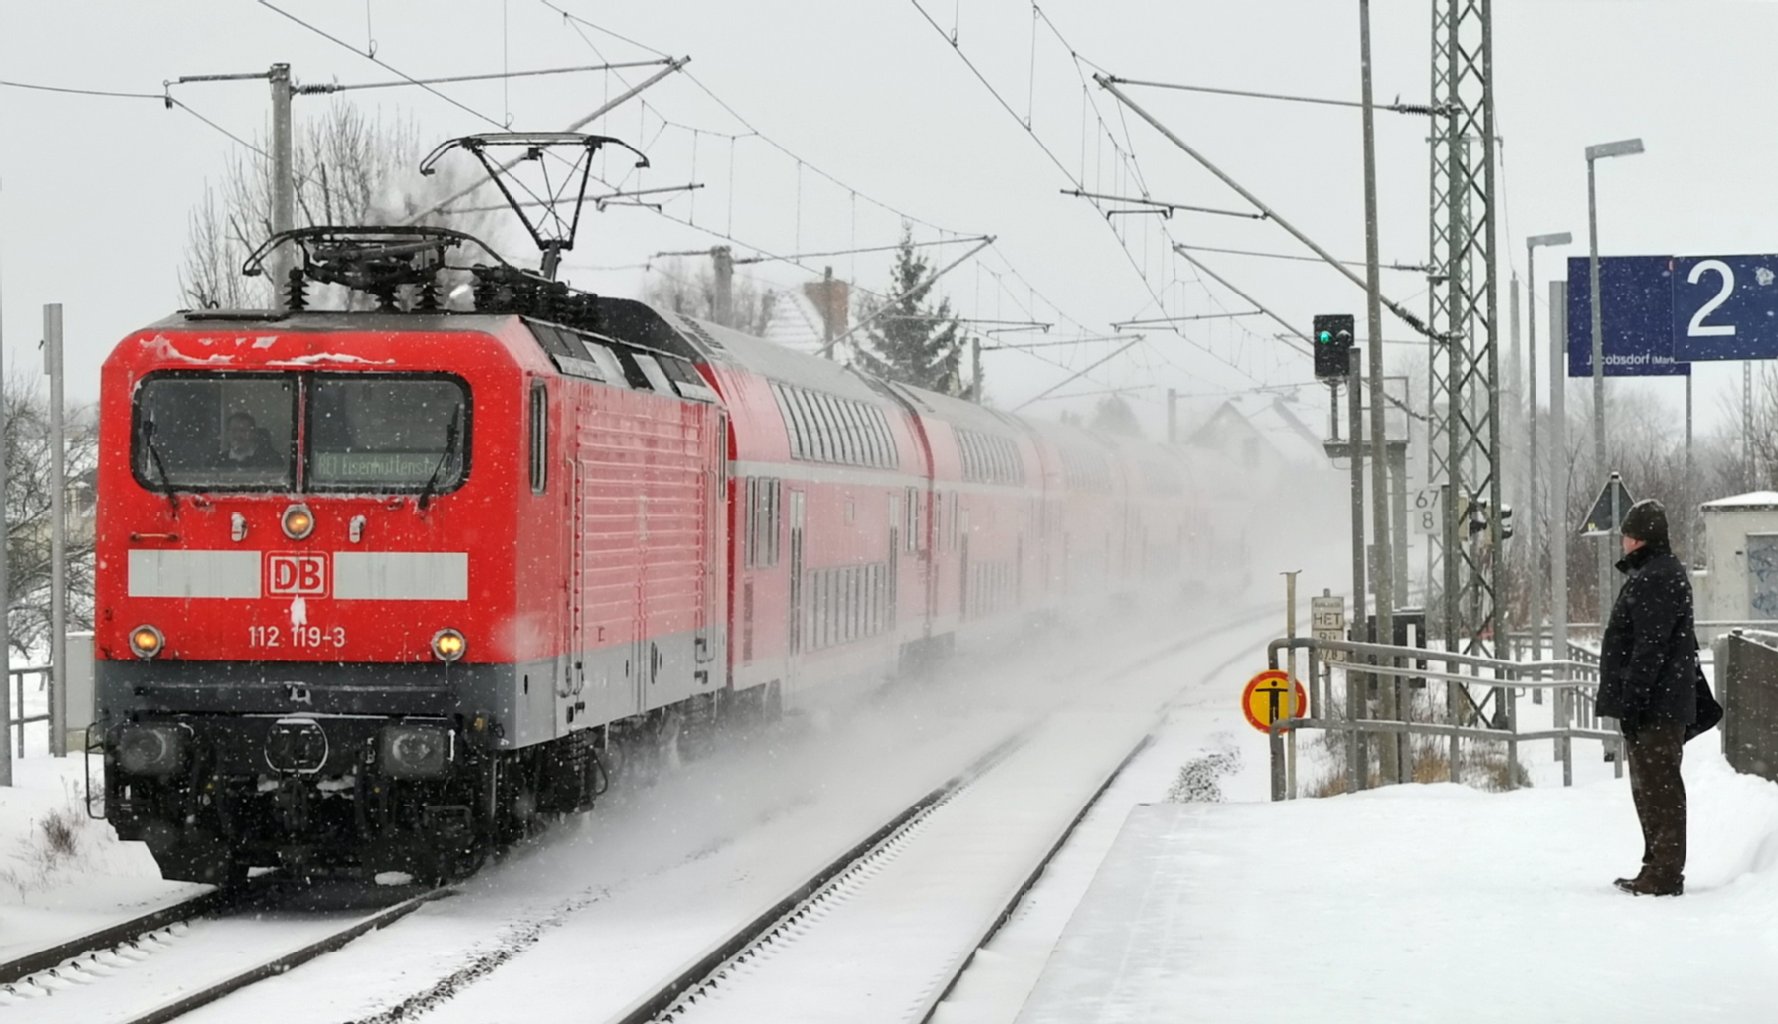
[1241,669,1308,734]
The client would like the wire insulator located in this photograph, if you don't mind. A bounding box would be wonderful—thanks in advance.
[286,267,308,311]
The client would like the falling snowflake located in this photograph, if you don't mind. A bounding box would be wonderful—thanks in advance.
[1756,266,1775,287]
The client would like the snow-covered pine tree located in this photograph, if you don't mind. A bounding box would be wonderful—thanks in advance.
[853,228,966,396]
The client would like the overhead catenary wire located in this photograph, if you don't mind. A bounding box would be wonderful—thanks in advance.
[251,2,1106,381]
[1,77,270,156]
[254,1,916,315]
[730,236,988,266]
[909,0,1269,387]
[0,78,161,100]
[540,10,1131,371]
[1174,242,1432,274]
[1100,75,1447,117]
[293,60,674,95]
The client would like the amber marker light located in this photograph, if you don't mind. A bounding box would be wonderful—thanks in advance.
[431,629,466,662]
[282,504,315,540]
[130,625,164,659]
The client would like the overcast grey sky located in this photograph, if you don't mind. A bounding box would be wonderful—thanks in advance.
[2,0,1772,436]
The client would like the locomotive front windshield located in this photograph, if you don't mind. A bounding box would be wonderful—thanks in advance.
[134,375,297,490]
[134,372,469,494]
[308,377,467,491]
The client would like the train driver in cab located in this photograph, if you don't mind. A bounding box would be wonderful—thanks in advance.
[220,410,282,470]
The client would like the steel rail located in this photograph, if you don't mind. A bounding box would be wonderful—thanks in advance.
[0,875,284,986]
[115,888,452,1024]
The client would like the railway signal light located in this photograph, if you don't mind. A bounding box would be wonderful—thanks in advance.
[1462,498,1514,540]
[1313,314,1355,379]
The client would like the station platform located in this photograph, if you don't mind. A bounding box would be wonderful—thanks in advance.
[1012,752,1778,1024]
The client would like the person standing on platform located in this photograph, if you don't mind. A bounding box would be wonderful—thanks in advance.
[1596,499,1718,897]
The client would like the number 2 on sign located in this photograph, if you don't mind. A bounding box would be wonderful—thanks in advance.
[1687,259,1737,338]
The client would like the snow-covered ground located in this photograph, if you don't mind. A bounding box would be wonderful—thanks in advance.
[1010,743,1778,1024]
[921,646,1775,1024]
[0,756,204,967]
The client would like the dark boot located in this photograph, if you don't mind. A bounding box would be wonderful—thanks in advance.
[1616,874,1683,897]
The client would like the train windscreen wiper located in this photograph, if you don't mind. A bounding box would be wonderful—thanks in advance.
[416,409,462,513]
[139,419,180,517]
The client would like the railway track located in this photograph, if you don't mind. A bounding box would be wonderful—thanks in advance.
[0,881,449,1024]
[603,619,1263,1024]
[6,600,1279,1023]
[0,885,248,988]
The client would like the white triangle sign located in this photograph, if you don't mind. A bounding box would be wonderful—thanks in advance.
[1579,476,1635,537]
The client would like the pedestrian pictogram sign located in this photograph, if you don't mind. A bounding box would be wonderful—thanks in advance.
[1242,669,1308,734]
[1579,473,1634,537]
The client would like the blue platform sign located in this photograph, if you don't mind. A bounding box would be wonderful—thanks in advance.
[1566,256,1691,377]
[1670,254,1778,361]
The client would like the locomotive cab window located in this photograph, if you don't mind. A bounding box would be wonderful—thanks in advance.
[134,374,296,491]
[308,375,470,493]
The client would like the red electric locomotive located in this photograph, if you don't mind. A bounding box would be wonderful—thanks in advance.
[91,134,1217,883]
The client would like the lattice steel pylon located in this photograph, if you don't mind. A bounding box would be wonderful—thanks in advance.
[1426,0,1502,656]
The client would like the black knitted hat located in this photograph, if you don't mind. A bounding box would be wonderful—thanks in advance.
[1620,498,1669,545]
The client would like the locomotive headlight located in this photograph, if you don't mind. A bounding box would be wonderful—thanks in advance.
[117,723,186,776]
[282,504,315,540]
[379,723,453,780]
[129,625,164,659]
[431,628,466,662]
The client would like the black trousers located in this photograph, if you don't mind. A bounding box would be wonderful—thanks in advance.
[1623,721,1687,883]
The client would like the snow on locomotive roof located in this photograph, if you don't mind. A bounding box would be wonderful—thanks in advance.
[160,309,521,333]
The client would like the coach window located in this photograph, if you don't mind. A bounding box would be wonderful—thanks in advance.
[845,399,871,466]
[818,394,843,463]
[791,388,820,461]
[849,400,873,466]
[906,487,920,552]
[778,383,805,459]
[748,478,779,568]
[770,383,801,459]
[785,388,816,461]
[877,408,898,466]
[863,408,884,467]
[815,393,843,463]
[529,381,548,494]
[833,398,860,465]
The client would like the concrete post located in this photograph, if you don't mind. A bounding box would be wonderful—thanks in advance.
[44,304,66,757]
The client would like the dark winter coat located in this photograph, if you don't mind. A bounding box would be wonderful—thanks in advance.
[1596,541,1699,730]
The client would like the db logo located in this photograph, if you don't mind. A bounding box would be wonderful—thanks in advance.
[266,554,328,597]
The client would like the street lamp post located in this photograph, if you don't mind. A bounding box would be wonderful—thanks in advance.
[1526,231,1572,660]
[1586,138,1644,623]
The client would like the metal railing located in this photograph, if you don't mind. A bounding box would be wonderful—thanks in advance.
[1509,620,1778,654]
[1262,636,1619,801]
[7,663,51,757]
